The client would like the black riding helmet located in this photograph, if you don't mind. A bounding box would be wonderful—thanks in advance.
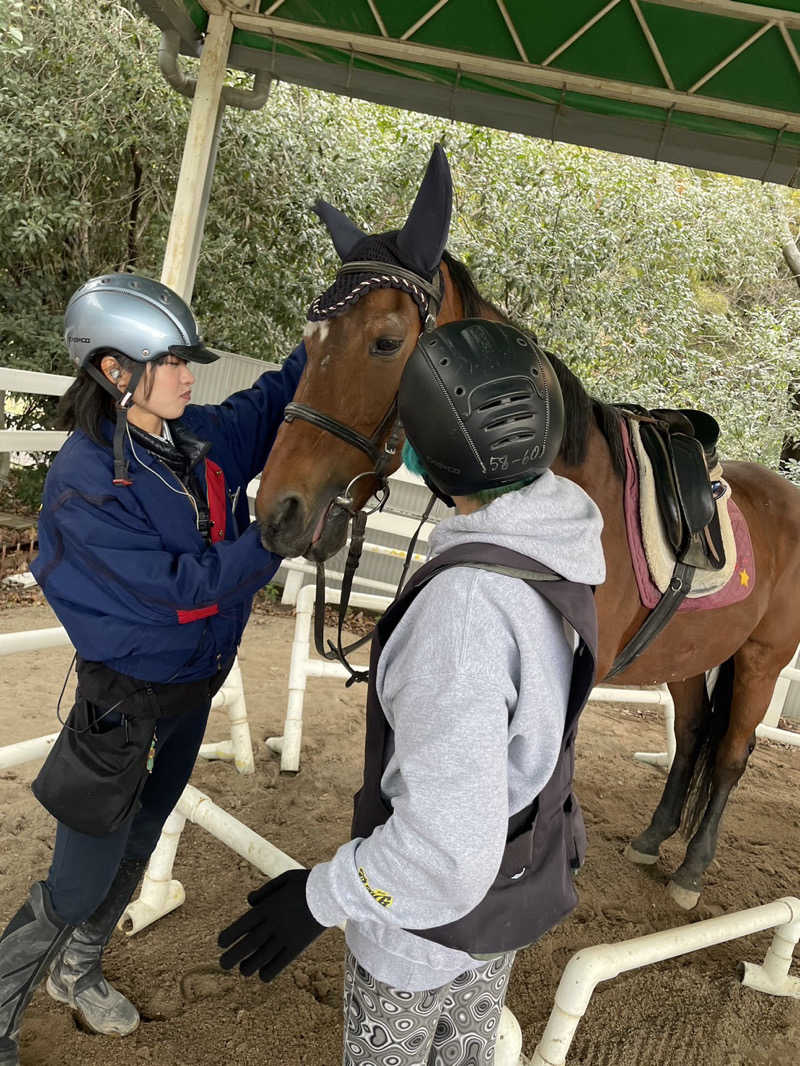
[398,319,565,500]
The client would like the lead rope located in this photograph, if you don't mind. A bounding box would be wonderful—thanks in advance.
[313,492,437,685]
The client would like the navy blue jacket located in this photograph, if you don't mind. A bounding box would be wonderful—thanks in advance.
[31,344,305,683]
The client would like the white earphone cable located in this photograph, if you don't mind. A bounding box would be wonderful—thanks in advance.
[125,423,200,530]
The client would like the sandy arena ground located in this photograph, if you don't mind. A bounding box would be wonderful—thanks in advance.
[0,594,798,1066]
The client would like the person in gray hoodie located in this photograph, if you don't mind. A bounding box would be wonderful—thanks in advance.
[219,319,606,1066]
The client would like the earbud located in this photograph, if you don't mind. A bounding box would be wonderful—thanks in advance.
[110,369,121,381]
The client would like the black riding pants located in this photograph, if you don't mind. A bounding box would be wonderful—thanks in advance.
[44,698,212,925]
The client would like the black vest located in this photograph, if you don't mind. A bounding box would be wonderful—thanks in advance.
[352,542,598,957]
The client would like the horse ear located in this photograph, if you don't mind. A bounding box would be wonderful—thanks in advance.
[395,143,453,276]
[312,199,367,261]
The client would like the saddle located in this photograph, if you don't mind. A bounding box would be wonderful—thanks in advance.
[606,404,727,680]
[616,405,725,573]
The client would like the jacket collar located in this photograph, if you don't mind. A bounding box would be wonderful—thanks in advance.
[100,418,211,476]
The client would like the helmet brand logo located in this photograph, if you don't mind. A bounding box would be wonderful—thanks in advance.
[67,335,90,344]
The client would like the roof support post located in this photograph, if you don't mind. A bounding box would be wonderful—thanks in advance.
[161,11,233,303]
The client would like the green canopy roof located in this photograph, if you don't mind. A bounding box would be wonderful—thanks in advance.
[137,1,800,183]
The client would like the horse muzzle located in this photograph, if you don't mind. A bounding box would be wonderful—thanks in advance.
[257,491,350,562]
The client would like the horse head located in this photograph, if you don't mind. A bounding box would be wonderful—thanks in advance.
[256,144,459,560]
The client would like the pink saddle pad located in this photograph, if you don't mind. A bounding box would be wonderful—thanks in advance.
[620,420,754,612]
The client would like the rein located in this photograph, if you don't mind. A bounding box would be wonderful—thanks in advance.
[284,259,445,683]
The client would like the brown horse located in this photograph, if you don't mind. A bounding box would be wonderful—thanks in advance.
[256,147,800,909]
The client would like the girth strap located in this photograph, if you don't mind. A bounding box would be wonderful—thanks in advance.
[605,560,694,679]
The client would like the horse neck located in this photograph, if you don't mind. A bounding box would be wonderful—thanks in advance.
[552,419,624,556]
[436,256,622,514]
[436,260,507,324]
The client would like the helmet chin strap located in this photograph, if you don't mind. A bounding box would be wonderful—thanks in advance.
[85,362,147,485]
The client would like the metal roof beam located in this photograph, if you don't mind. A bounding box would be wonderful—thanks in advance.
[689,19,774,93]
[779,20,800,75]
[643,0,800,33]
[401,1,452,41]
[542,0,623,67]
[630,0,674,90]
[495,0,528,63]
[229,10,800,132]
[367,0,388,38]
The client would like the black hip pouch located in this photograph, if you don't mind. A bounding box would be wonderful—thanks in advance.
[32,655,233,838]
[32,694,158,837]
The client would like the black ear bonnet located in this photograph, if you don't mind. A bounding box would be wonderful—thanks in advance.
[309,144,452,323]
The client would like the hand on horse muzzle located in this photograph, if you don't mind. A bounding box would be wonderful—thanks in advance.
[218,868,325,982]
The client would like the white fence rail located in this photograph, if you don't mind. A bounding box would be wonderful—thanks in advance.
[0,354,278,454]
[0,625,254,774]
[270,576,800,774]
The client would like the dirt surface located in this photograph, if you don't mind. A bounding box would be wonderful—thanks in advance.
[0,600,798,1066]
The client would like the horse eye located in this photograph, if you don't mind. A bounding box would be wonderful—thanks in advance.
[370,337,404,358]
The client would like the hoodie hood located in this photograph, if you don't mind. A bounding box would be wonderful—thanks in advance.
[427,470,606,586]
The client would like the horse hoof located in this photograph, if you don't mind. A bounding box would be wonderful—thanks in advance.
[624,843,659,866]
[668,880,701,910]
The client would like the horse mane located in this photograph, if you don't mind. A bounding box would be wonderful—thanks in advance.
[441,249,625,478]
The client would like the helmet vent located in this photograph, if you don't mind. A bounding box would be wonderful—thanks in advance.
[478,390,530,412]
[484,411,533,431]
[492,431,535,448]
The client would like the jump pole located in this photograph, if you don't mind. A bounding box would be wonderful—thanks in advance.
[531,896,800,1066]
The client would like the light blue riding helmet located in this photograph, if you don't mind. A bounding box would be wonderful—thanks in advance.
[63,274,218,485]
[64,273,218,370]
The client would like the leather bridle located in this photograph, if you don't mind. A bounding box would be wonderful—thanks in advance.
[282,260,444,511]
[280,259,444,682]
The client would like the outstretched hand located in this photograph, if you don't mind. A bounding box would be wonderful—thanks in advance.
[218,868,325,983]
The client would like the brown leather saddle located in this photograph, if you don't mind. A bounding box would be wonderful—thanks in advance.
[607,405,726,679]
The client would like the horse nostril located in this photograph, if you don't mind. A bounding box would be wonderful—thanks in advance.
[274,494,302,531]
[259,492,305,551]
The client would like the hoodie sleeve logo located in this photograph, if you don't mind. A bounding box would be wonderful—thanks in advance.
[358,867,393,908]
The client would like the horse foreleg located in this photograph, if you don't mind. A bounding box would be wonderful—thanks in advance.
[668,664,775,909]
[626,676,706,865]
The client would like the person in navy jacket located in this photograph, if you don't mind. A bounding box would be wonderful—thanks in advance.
[0,274,305,1066]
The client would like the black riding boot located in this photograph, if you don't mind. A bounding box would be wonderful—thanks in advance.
[46,857,147,1037]
[0,882,72,1066]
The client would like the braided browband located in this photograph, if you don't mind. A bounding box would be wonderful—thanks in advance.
[337,261,443,306]
[309,261,444,332]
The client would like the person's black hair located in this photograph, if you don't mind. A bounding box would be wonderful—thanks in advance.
[57,350,156,444]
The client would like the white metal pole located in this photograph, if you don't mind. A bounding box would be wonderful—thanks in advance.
[198,656,255,773]
[179,782,305,877]
[121,808,187,935]
[530,897,800,1066]
[267,584,381,773]
[160,11,233,303]
[0,733,59,770]
[589,684,676,768]
[0,626,71,656]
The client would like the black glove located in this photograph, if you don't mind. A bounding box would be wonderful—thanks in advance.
[218,868,325,982]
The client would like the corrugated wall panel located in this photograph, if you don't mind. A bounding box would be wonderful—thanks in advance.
[190,349,280,405]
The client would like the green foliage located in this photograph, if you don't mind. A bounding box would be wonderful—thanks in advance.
[1,0,799,483]
[3,461,50,513]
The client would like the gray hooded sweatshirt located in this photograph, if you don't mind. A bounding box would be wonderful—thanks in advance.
[306,470,605,990]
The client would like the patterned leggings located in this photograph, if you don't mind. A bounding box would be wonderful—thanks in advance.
[342,949,516,1066]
